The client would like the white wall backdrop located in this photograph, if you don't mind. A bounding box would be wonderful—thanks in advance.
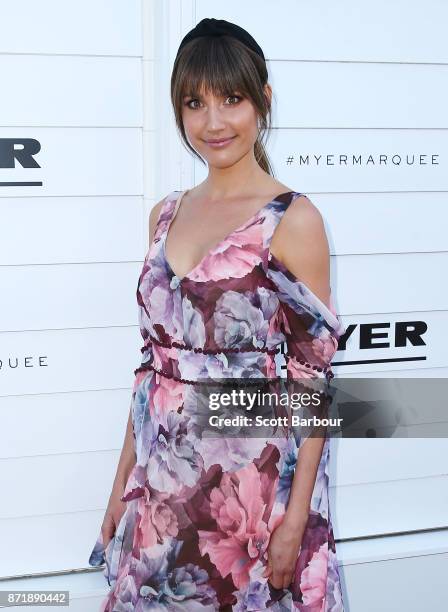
[0,1,447,610]
[0,0,145,608]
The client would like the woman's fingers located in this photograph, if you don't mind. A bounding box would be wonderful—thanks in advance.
[101,513,116,549]
[261,558,272,578]
[265,567,294,590]
[282,571,293,589]
[262,566,272,578]
[271,567,284,590]
[262,552,294,590]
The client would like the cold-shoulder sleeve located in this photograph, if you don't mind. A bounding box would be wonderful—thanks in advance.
[266,252,345,444]
[267,251,345,380]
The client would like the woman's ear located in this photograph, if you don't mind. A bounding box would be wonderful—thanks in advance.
[264,83,273,108]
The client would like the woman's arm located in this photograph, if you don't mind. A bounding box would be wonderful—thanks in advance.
[283,435,326,528]
[110,199,166,494]
[102,404,136,547]
[110,409,136,494]
[263,195,333,588]
[276,195,331,526]
[101,197,167,546]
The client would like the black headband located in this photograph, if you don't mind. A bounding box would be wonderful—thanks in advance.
[175,17,266,63]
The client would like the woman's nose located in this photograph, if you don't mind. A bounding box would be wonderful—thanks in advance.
[204,104,226,129]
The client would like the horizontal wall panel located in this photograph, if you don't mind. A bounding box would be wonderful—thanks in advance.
[332,440,448,486]
[313,192,448,256]
[0,0,142,56]
[332,474,448,539]
[270,61,448,128]
[0,451,121,520]
[0,389,133,459]
[268,129,447,193]
[0,197,144,265]
[0,509,107,576]
[338,528,448,565]
[197,0,448,63]
[340,550,447,612]
[334,252,447,314]
[0,326,141,397]
[0,263,141,331]
[0,128,142,198]
[338,529,448,568]
[0,55,142,127]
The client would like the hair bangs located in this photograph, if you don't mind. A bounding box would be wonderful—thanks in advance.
[176,36,260,102]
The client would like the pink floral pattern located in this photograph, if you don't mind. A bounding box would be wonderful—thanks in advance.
[88,190,346,610]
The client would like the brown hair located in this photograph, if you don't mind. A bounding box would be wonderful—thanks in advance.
[170,35,274,176]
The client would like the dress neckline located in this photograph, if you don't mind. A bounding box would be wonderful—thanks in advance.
[162,189,296,283]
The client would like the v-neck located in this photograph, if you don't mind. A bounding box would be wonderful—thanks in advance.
[162,189,295,283]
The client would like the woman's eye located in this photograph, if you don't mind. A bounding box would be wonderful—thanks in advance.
[184,95,241,109]
[185,99,201,109]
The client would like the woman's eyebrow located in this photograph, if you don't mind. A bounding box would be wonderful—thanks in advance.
[183,91,238,102]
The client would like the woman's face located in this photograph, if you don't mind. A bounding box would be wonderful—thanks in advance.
[181,85,268,168]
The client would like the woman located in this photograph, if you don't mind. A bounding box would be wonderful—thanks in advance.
[89,17,346,611]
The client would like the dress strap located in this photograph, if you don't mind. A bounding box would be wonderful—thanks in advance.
[172,190,188,220]
[264,191,305,251]
[152,191,183,243]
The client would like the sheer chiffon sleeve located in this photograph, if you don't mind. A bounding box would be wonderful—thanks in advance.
[267,251,346,445]
[267,251,345,378]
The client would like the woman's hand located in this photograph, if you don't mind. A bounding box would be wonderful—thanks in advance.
[262,514,307,590]
[101,476,129,549]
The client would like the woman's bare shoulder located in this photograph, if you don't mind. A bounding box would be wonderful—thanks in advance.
[271,193,331,303]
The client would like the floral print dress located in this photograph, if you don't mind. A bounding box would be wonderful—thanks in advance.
[88,190,346,611]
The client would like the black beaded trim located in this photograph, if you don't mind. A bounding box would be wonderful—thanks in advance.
[134,361,276,386]
[284,352,332,375]
[134,361,334,385]
[140,336,281,356]
[139,341,334,380]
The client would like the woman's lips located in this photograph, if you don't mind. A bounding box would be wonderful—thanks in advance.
[205,136,236,148]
